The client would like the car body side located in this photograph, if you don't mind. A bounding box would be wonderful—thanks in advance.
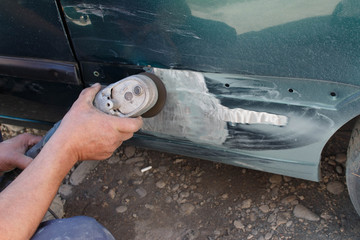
[1,0,360,181]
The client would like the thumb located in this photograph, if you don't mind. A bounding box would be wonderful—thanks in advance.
[79,83,102,102]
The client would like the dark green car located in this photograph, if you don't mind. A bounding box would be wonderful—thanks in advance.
[1,0,360,215]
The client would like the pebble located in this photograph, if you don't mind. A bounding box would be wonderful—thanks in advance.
[58,184,73,198]
[283,176,292,182]
[126,157,144,165]
[242,199,252,209]
[107,155,120,164]
[327,181,344,195]
[180,203,195,215]
[335,153,347,164]
[281,195,297,205]
[116,206,128,213]
[234,220,245,230]
[264,232,273,240]
[124,146,136,158]
[70,161,99,186]
[335,166,343,175]
[293,204,320,221]
[267,213,276,223]
[221,193,229,200]
[269,175,283,184]
[286,221,293,227]
[250,212,257,222]
[108,188,116,199]
[135,187,147,198]
[259,205,270,213]
[328,160,336,166]
[145,204,154,210]
[156,180,166,189]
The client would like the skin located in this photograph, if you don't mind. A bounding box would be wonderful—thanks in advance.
[0,84,143,239]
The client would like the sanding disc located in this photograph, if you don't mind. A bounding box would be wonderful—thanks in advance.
[140,72,167,118]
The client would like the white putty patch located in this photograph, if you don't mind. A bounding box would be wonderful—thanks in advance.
[143,68,288,145]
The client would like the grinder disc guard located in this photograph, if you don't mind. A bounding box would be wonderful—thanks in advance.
[94,72,166,118]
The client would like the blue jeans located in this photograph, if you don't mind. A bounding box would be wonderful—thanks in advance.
[31,216,115,240]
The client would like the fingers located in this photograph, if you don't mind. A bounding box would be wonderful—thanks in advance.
[112,116,143,133]
[13,154,33,169]
[20,133,42,147]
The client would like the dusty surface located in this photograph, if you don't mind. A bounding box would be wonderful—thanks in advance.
[1,124,360,239]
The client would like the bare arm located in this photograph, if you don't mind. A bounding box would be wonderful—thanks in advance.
[0,84,143,239]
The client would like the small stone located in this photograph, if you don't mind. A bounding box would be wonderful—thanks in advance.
[116,206,127,213]
[172,184,180,192]
[283,176,292,182]
[327,181,344,195]
[320,211,332,220]
[264,232,273,240]
[145,204,154,210]
[70,161,99,186]
[107,155,120,164]
[174,158,184,164]
[108,188,116,199]
[156,180,166,189]
[3,124,25,132]
[286,221,293,227]
[335,153,347,164]
[58,184,73,198]
[335,165,343,175]
[180,203,195,215]
[133,167,143,177]
[135,187,147,198]
[293,204,320,221]
[269,175,282,184]
[125,157,144,165]
[259,205,270,213]
[281,195,297,205]
[124,146,136,158]
[267,213,276,223]
[328,159,336,166]
[234,220,245,230]
[221,193,229,200]
[241,199,252,209]
[250,212,257,222]
[180,191,190,198]
[165,196,172,203]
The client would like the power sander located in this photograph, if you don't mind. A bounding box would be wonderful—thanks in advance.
[26,72,166,158]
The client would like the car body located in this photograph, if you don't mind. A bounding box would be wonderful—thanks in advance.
[1,0,360,182]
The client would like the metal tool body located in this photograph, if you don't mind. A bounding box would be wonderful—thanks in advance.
[26,72,166,159]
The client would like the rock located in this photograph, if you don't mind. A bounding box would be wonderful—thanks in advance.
[43,194,64,221]
[180,203,195,215]
[283,176,292,182]
[180,191,190,198]
[136,187,147,198]
[3,124,25,132]
[108,188,116,199]
[241,199,252,209]
[107,155,120,164]
[116,206,128,213]
[335,153,347,164]
[293,204,320,221]
[259,205,270,213]
[70,161,99,186]
[250,212,257,222]
[281,195,297,205]
[145,204,154,210]
[286,221,293,227]
[156,180,166,189]
[269,175,282,184]
[267,213,276,223]
[221,193,229,200]
[264,232,273,240]
[328,160,336,166]
[320,211,332,220]
[327,181,344,195]
[125,157,144,165]
[124,146,136,158]
[335,166,343,175]
[234,220,245,230]
[58,184,73,198]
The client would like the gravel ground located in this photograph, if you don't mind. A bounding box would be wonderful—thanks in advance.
[1,124,360,239]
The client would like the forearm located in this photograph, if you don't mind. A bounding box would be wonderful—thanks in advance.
[0,133,77,239]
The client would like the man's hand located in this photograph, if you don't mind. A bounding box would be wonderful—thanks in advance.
[0,133,42,172]
[53,83,143,162]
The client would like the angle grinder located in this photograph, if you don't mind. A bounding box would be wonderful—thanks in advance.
[26,72,166,158]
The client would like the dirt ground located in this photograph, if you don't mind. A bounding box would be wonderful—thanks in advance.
[63,131,360,240]
[1,124,360,240]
